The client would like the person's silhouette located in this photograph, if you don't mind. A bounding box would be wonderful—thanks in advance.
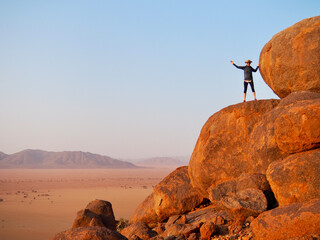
[231,60,259,102]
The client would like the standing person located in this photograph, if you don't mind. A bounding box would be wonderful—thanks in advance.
[230,60,259,102]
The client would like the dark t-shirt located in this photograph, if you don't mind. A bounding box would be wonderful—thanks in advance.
[233,64,259,81]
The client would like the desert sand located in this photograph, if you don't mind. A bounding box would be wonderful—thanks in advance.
[0,167,177,240]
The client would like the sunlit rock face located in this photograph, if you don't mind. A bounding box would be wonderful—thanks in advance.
[259,16,320,99]
[188,100,279,197]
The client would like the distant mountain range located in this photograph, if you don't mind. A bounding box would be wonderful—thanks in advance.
[0,150,190,169]
[0,149,137,169]
[0,151,8,160]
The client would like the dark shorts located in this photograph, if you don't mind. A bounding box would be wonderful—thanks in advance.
[244,81,255,93]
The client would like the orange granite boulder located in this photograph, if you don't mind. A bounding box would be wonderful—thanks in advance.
[72,209,105,229]
[129,193,160,227]
[188,100,279,197]
[247,97,320,174]
[85,199,117,230]
[153,166,203,222]
[72,199,117,230]
[208,173,277,210]
[130,166,203,227]
[218,188,268,220]
[267,149,320,206]
[251,199,320,240]
[259,16,320,98]
[120,222,157,240]
[274,99,320,154]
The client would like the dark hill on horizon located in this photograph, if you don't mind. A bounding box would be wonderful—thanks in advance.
[0,149,138,169]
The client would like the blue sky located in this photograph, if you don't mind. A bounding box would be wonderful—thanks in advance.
[0,1,319,159]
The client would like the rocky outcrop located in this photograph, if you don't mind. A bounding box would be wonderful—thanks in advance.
[72,209,105,228]
[127,17,320,240]
[124,205,255,240]
[72,199,117,230]
[188,100,280,197]
[188,95,318,197]
[85,199,117,230]
[217,188,268,220]
[130,193,160,227]
[120,222,157,240]
[130,166,203,227]
[274,99,320,154]
[259,16,320,98]
[52,200,124,240]
[247,96,320,174]
[50,226,128,240]
[207,173,276,209]
[267,149,320,206]
[199,222,220,240]
[185,205,230,226]
[251,199,320,240]
[153,167,203,222]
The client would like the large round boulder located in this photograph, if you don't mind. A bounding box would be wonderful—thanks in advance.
[130,166,203,226]
[274,99,320,153]
[251,199,320,240]
[71,199,117,230]
[188,100,279,197]
[259,16,320,98]
[247,96,320,174]
[72,209,105,229]
[85,199,116,230]
[129,193,160,227]
[153,166,203,222]
[266,149,320,206]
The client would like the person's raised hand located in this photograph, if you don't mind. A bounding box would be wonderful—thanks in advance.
[230,60,234,64]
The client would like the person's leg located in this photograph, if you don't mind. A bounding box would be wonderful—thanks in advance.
[250,82,257,100]
[253,92,257,100]
[243,82,248,102]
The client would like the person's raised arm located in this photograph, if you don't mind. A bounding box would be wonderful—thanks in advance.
[230,60,244,69]
[253,66,259,72]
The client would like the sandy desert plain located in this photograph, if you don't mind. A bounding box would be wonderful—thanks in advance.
[0,167,178,240]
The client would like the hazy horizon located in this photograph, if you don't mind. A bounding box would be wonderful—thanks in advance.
[1,1,319,159]
[0,148,190,163]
